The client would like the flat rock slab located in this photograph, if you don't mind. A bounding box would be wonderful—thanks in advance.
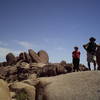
[0,79,11,100]
[38,71,100,100]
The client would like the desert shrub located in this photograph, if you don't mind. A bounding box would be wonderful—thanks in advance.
[16,89,29,100]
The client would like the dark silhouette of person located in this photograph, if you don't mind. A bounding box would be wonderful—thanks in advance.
[72,46,81,72]
[83,37,99,70]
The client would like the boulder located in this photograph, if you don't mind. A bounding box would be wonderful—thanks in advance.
[28,49,41,63]
[2,61,8,66]
[38,50,49,64]
[38,64,57,77]
[0,62,6,67]
[60,62,73,73]
[18,62,30,69]
[19,52,26,61]
[60,60,67,66]
[96,46,100,70]
[0,79,11,100]
[10,92,16,99]
[79,64,88,71]
[0,66,17,81]
[38,64,66,77]
[37,71,100,100]
[6,53,16,65]
[9,82,36,100]
[24,52,32,63]
[16,67,29,81]
[18,52,31,63]
[22,79,39,87]
[56,64,66,74]
[30,63,46,68]
[0,62,3,67]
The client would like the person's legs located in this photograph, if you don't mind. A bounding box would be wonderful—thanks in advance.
[93,60,96,70]
[77,59,80,72]
[73,58,76,72]
[88,62,91,70]
[87,53,91,70]
[73,59,79,72]
[92,55,96,70]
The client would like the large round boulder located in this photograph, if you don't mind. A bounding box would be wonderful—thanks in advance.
[37,71,100,100]
[28,49,41,63]
[6,53,16,65]
[0,79,11,100]
[38,50,49,64]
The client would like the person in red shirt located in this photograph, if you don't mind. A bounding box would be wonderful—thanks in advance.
[72,46,81,72]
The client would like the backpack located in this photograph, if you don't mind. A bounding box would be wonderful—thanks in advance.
[86,42,97,53]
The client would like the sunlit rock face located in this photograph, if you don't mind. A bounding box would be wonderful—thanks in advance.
[0,79,11,100]
[37,71,100,100]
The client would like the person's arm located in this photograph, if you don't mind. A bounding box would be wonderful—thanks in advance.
[83,43,89,50]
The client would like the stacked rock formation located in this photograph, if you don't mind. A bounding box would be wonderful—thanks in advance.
[2,48,100,100]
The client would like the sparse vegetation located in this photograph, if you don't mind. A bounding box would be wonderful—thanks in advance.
[16,89,29,100]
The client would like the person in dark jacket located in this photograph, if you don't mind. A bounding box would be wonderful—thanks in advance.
[83,37,99,70]
[72,46,81,72]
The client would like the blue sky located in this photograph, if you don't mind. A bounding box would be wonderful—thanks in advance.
[0,0,100,67]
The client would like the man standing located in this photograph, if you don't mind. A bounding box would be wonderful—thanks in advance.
[83,37,99,70]
[72,46,81,72]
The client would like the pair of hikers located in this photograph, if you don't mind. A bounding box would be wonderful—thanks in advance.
[72,37,99,71]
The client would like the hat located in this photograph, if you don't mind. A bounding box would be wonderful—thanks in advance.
[89,37,96,41]
[74,46,78,49]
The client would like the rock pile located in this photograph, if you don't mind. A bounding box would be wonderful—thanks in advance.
[0,49,49,67]
[0,49,95,100]
[0,49,89,83]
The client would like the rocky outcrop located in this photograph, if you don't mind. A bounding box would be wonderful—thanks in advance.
[37,71,100,100]
[29,49,42,63]
[19,52,26,61]
[96,46,100,70]
[24,52,32,63]
[18,52,31,63]
[0,62,8,67]
[0,79,11,100]
[1,48,98,100]
[38,64,67,77]
[6,53,16,65]
[38,50,49,64]
[0,66,17,81]
[0,49,49,67]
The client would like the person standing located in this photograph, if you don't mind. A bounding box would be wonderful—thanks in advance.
[72,47,81,72]
[83,37,99,70]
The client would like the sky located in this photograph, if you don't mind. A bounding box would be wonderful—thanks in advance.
[0,0,100,67]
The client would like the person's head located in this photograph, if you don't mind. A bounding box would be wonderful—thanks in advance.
[89,37,96,43]
[74,46,78,51]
